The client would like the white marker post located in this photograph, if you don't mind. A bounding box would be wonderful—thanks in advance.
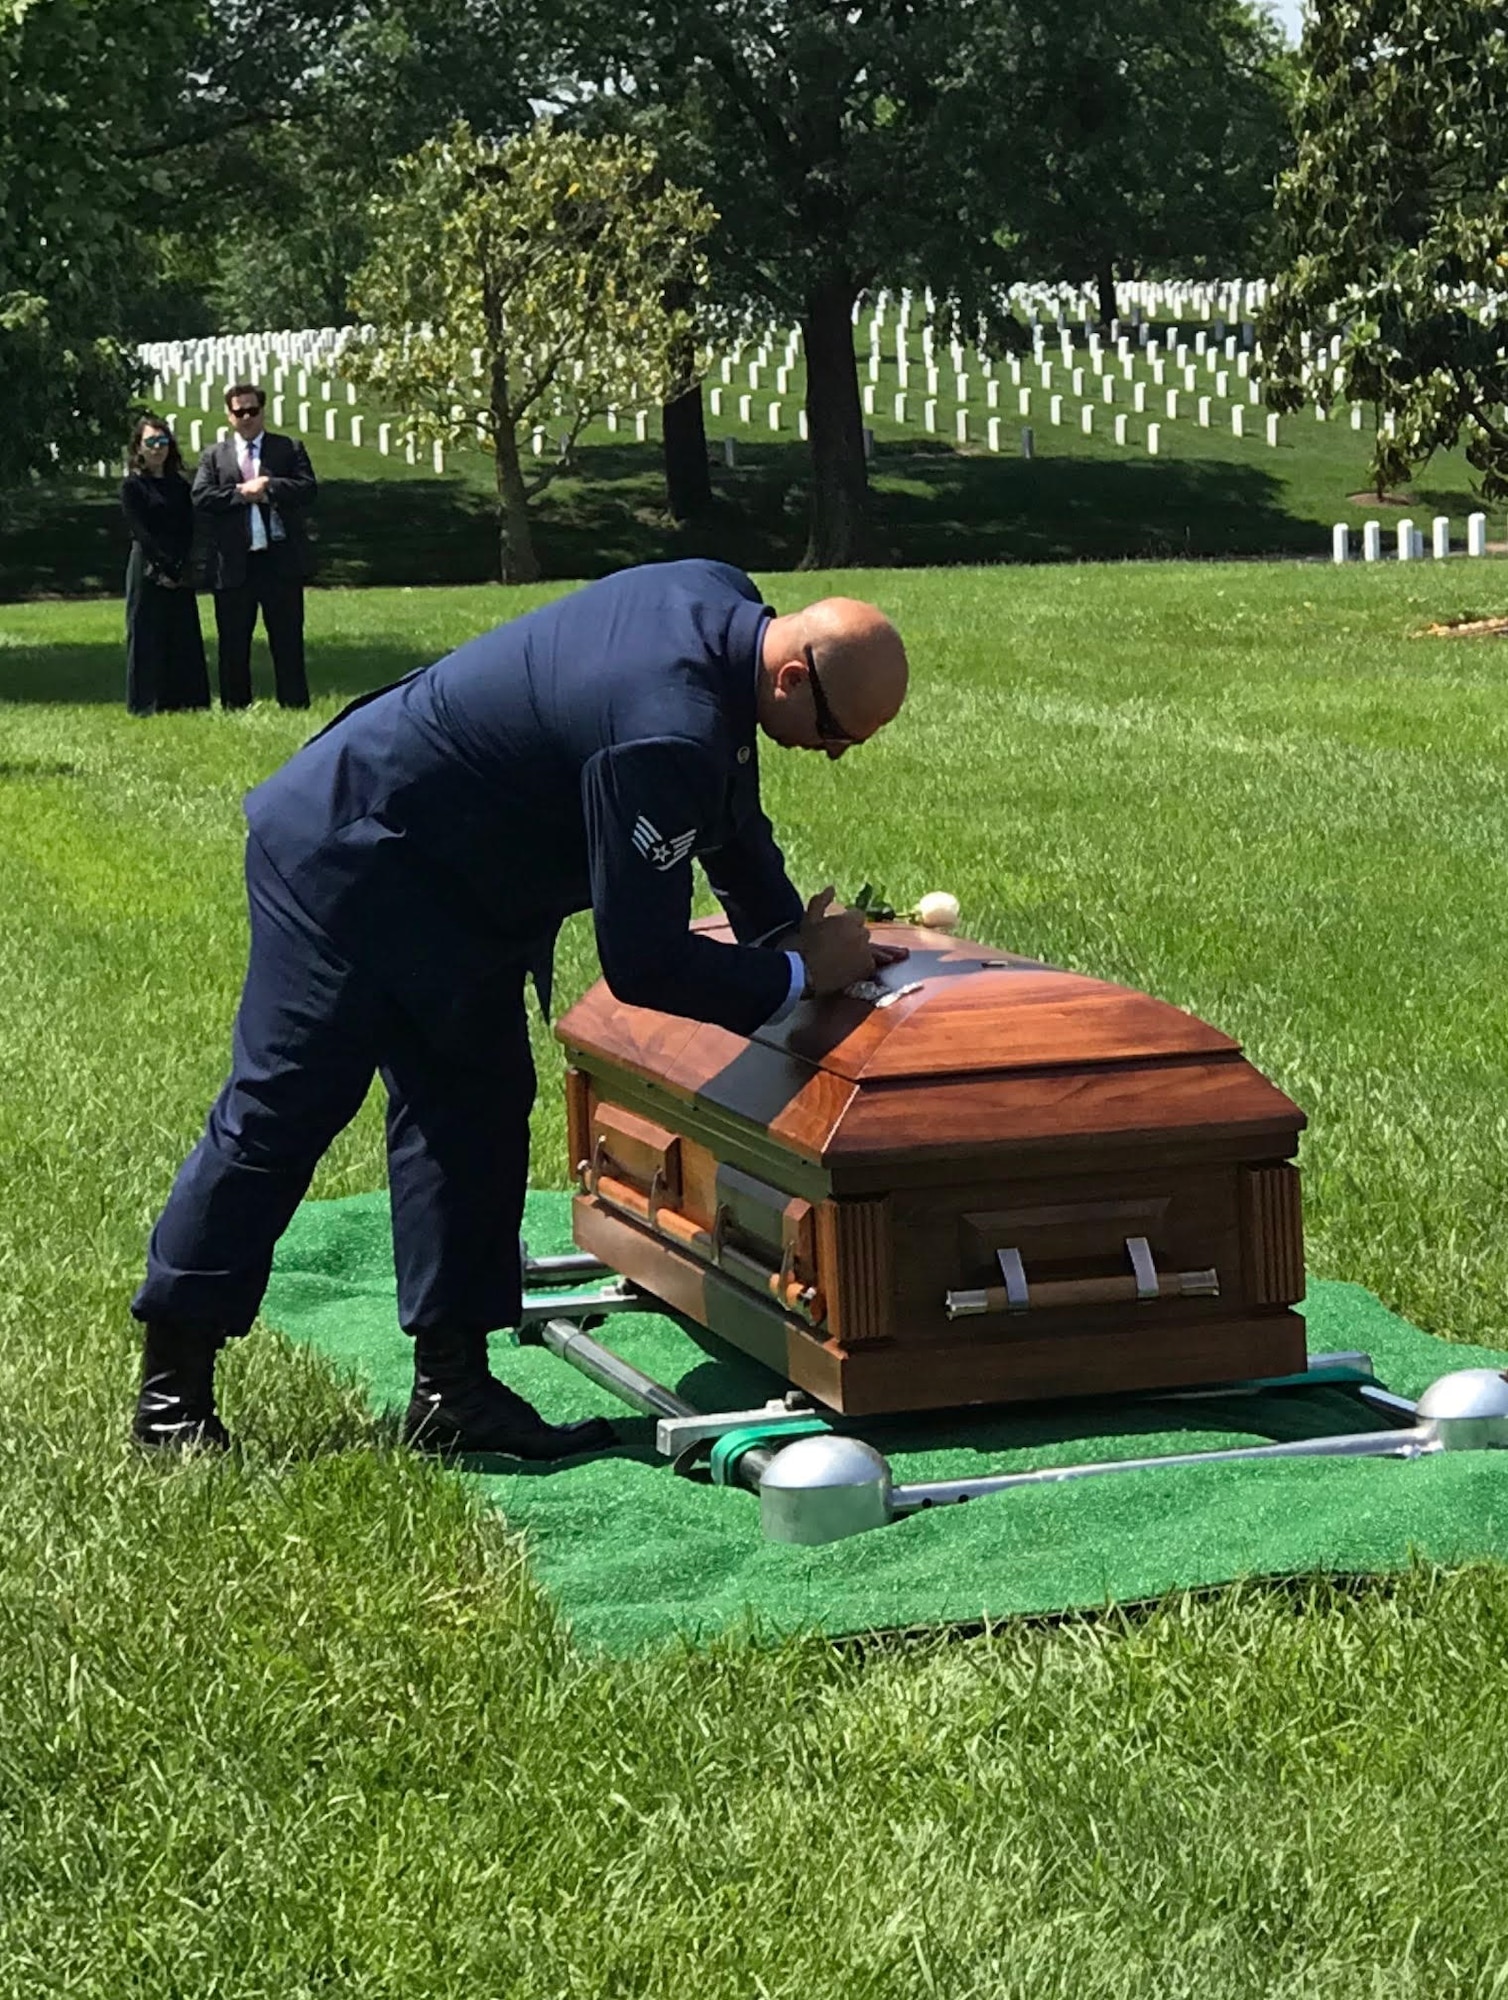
[1397,519,1415,560]
[1332,523,1350,564]
[1468,511,1488,557]
[1432,516,1450,560]
[1363,521,1381,562]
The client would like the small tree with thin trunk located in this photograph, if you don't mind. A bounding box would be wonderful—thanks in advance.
[348,121,715,582]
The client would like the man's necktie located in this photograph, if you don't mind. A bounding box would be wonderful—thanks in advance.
[240,444,267,550]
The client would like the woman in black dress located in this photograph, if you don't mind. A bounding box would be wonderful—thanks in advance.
[121,417,210,715]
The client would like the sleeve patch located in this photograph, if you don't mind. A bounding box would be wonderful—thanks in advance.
[631,814,697,871]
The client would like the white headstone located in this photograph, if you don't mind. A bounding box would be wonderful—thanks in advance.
[1266,414,1280,447]
[1363,521,1381,561]
[798,410,809,441]
[748,362,761,389]
[272,395,285,426]
[432,440,445,473]
[1198,397,1211,428]
[1432,516,1450,559]
[1397,519,1415,560]
[1468,511,1488,557]
[1050,395,1063,425]
[635,410,648,442]
[1147,423,1160,456]
[987,416,1001,452]
[768,402,782,430]
[350,416,363,447]
[297,400,310,431]
[1080,404,1093,435]
[1113,413,1127,446]
[924,399,937,432]
[1102,376,1115,404]
[955,373,968,401]
[738,394,752,423]
[1332,523,1350,564]
[955,409,968,443]
[347,383,357,405]
[324,408,337,442]
[378,423,391,455]
[893,392,907,423]
[1350,405,1363,430]
[1232,406,1244,437]
[1020,426,1033,458]
[407,436,418,464]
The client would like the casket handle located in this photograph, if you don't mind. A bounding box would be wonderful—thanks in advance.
[945,1235,1220,1320]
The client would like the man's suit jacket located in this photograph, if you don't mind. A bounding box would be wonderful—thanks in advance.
[244,560,804,1047]
[191,432,317,591]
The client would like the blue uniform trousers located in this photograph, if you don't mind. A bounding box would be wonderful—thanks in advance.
[132,834,534,1337]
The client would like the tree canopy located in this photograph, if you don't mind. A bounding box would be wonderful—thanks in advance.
[347,122,714,582]
[1261,0,1508,500]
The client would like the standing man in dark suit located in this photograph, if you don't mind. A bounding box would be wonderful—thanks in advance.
[128,559,910,1459]
[193,383,317,709]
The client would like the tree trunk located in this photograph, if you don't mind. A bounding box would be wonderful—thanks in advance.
[800,275,869,569]
[493,416,540,585]
[1096,254,1117,332]
[662,381,712,521]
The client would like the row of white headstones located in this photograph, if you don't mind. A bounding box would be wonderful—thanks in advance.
[1334,517,1493,562]
[124,278,1315,468]
[118,279,1506,559]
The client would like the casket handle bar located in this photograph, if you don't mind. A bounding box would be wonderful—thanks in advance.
[588,1170,823,1324]
[945,1236,1220,1321]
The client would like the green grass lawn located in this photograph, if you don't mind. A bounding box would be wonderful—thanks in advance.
[6,324,1498,594]
[5,560,1508,1994]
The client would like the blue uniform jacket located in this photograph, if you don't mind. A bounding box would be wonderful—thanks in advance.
[244,560,804,1047]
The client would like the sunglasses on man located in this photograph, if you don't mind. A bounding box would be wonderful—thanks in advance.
[229,404,263,420]
[804,644,859,748]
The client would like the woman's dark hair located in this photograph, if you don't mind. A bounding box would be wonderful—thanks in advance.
[128,414,184,476]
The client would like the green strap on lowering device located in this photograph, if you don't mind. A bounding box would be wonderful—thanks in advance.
[709,1418,831,1488]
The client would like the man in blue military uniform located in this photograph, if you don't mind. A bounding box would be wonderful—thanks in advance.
[132,559,910,1458]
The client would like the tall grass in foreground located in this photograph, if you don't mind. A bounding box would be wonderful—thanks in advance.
[2,562,1508,1995]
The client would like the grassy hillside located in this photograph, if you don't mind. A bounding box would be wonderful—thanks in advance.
[3,559,1508,1995]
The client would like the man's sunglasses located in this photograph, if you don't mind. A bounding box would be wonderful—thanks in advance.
[804,644,859,747]
[141,437,172,450]
[229,405,263,419]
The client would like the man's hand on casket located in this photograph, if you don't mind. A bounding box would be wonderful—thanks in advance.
[797,887,908,996]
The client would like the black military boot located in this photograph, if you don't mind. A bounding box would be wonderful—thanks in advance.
[132,1321,233,1452]
[403,1325,616,1461]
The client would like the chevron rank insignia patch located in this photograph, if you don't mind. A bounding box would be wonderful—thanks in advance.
[631,814,697,871]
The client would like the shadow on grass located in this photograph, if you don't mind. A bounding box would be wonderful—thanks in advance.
[0,634,432,704]
[6,439,1331,603]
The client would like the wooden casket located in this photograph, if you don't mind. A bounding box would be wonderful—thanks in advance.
[555,922,1307,1416]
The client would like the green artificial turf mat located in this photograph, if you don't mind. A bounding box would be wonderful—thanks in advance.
[263,1189,1508,1655]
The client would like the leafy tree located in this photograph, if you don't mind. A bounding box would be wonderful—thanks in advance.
[1010,0,1294,326]
[1261,0,1508,501]
[570,1,1035,568]
[347,122,715,582]
[0,0,204,487]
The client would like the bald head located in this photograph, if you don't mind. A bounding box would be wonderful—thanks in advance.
[757,596,908,759]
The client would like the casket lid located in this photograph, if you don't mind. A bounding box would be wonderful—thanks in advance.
[746,926,1236,1082]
